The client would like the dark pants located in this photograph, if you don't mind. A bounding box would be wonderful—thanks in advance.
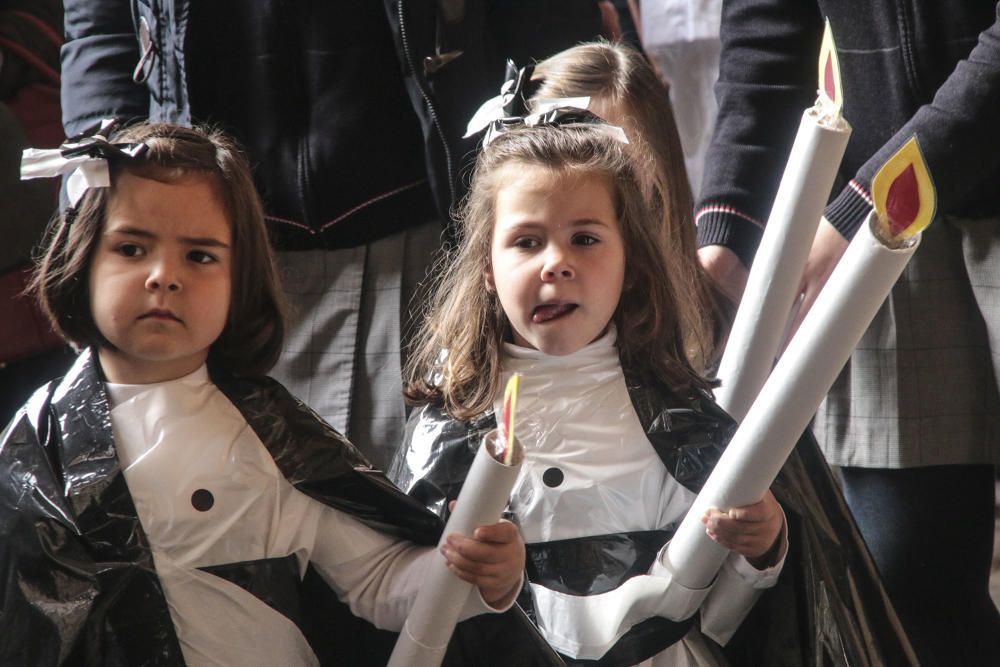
[841,465,1000,666]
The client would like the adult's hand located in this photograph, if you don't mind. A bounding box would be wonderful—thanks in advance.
[697,245,749,305]
[785,217,849,340]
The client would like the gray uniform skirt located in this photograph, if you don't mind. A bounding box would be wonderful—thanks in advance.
[814,215,1000,468]
[270,219,442,470]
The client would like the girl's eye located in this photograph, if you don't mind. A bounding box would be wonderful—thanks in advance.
[188,250,217,264]
[513,237,540,249]
[573,234,599,246]
[116,243,144,257]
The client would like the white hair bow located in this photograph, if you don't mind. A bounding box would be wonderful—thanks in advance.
[20,118,147,207]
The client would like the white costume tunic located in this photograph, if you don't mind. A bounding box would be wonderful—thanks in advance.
[496,330,784,666]
[106,366,495,667]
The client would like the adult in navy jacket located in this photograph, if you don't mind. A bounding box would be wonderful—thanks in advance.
[696,2,1000,663]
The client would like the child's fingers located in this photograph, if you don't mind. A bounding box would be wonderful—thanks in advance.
[441,520,524,597]
[721,499,776,523]
[707,527,770,551]
[440,541,520,594]
[703,500,778,528]
[705,528,773,558]
[709,516,773,540]
[702,508,771,537]
[445,522,521,565]
[441,546,510,580]
[445,534,508,565]
[702,497,785,559]
[470,519,519,544]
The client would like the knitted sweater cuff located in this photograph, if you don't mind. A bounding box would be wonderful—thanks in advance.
[824,181,874,240]
[695,205,765,268]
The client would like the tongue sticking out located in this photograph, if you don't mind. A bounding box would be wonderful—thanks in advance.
[533,303,576,323]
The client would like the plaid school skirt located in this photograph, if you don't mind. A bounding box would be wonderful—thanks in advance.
[269,218,442,470]
[814,214,1000,468]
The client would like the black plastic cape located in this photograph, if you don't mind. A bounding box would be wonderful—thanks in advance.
[390,369,917,666]
[0,349,564,666]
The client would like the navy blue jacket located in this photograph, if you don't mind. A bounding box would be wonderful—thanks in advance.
[696,1,1000,265]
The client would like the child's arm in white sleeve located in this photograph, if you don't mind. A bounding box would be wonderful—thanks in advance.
[308,502,519,631]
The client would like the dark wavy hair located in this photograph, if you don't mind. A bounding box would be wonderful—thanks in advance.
[31,122,285,376]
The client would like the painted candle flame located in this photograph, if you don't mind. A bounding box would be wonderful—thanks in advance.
[871,136,936,243]
[500,373,521,465]
[886,164,919,237]
[824,56,836,103]
[818,18,843,115]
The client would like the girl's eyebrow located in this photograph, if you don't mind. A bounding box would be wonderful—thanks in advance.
[106,225,231,248]
[503,218,611,231]
[569,217,614,228]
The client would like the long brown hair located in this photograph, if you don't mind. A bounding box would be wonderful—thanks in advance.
[531,41,719,370]
[406,124,710,419]
[31,122,286,376]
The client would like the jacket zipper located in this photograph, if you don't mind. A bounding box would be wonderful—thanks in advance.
[397,0,456,207]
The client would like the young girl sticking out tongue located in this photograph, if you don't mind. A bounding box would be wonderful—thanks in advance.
[0,122,530,667]
[392,121,787,666]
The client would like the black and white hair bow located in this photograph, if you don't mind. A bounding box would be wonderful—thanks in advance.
[464,61,540,137]
[479,106,629,146]
[465,61,627,146]
[20,118,149,207]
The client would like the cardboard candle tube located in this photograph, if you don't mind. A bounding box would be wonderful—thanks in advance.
[714,106,851,422]
[388,431,523,667]
[667,213,918,590]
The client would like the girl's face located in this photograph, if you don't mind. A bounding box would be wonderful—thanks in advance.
[488,164,625,356]
[89,172,232,384]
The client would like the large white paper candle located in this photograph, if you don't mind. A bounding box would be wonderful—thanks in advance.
[666,213,920,589]
[714,20,851,422]
[713,106,850,421]
[388,432,523,667]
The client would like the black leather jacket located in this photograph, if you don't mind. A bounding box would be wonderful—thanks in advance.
[61,0,601,250]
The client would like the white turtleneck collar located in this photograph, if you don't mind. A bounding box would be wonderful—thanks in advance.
[501,325,618,365]
[105,364,211,409]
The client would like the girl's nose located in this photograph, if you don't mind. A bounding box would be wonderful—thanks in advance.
[540,249,575,281]
[145,264,181,292]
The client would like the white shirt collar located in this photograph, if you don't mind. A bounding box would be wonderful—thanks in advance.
[501,325,618,365]
[105,364,211,409]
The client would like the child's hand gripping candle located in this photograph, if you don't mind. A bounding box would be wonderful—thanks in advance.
[666,135,937,591]
[713,19,852,422]
[388,374,525,667]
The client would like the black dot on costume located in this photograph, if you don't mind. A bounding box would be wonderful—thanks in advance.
[542,467,564,488]
[191,489,214,512]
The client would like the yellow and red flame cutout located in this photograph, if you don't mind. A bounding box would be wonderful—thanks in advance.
[871,136,936,243]
[818,19,843,115]
[500,373,521,465]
